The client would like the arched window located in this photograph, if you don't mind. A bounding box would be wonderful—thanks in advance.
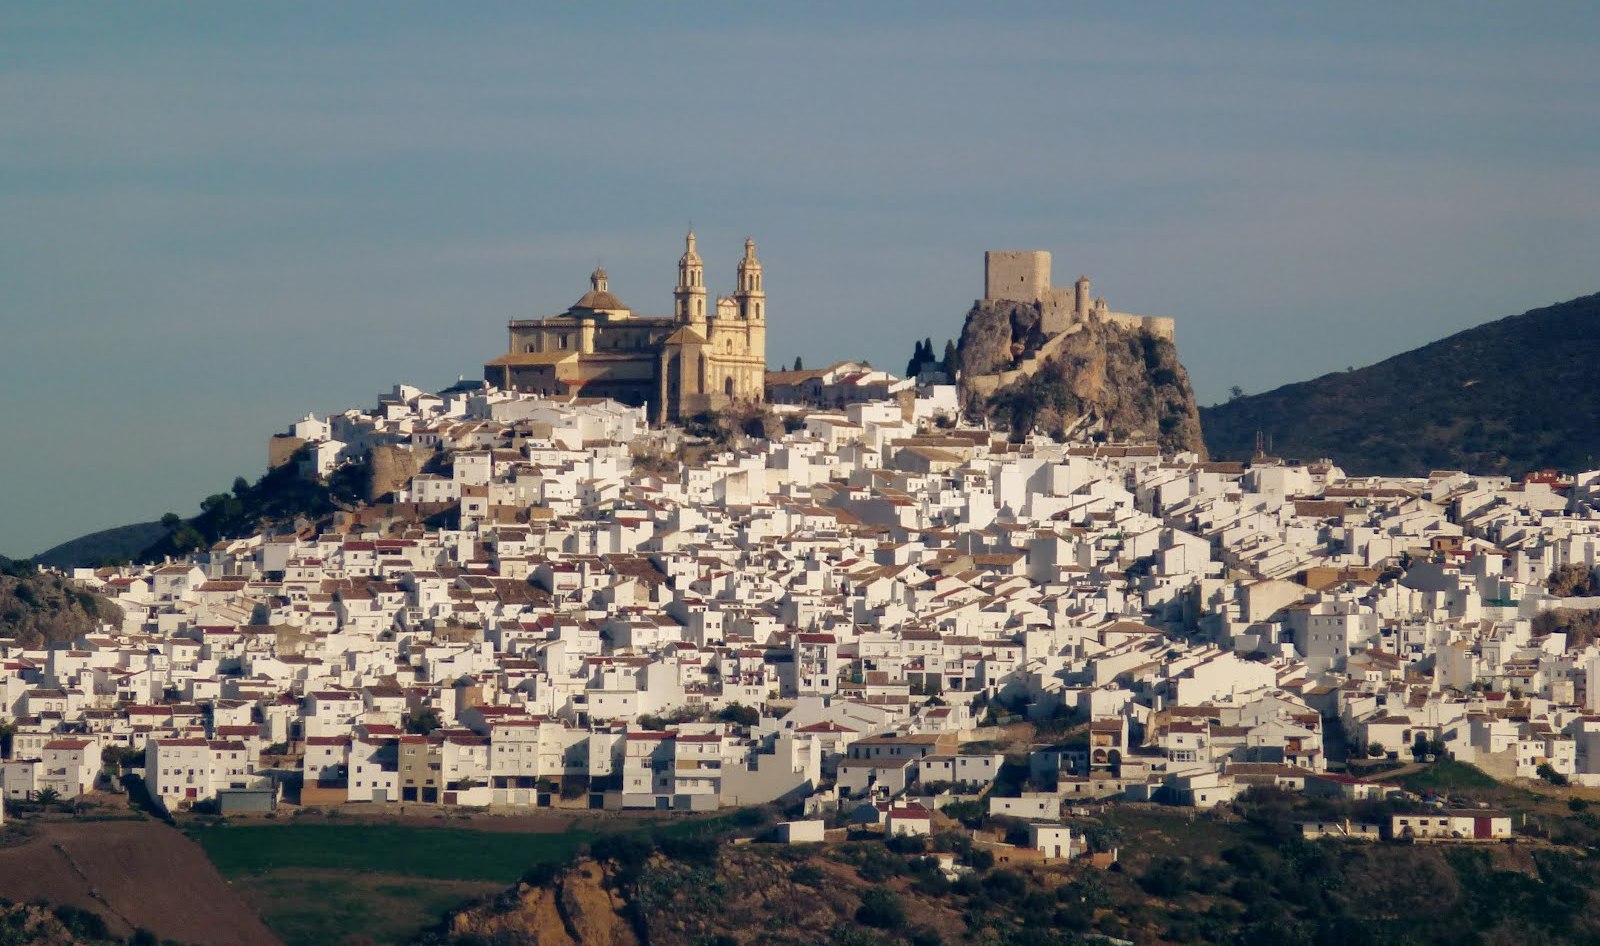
[725,376,735,398]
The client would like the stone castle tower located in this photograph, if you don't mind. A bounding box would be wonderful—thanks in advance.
[983,250,1174,340]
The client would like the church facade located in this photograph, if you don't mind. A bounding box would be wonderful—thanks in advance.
[485,233,767,424]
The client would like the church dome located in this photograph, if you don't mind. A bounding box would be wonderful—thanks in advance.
[572,289,629,312]
[572,267,629,313]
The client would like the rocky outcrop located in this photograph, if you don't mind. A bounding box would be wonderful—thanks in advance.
[448,861,637,946]
[958,299,1205,454]
[0,560,123,647]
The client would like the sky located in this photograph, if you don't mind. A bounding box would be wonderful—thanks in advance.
[2,2,1597,557]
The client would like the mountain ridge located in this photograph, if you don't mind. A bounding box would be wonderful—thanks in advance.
[1201,292,1600,476]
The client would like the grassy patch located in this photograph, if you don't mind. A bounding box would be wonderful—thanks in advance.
[190,810,756,945]
[1393,760,1499,794]
[187,821,595,882]
[228,869,499,946]
[1093,806,1240,866]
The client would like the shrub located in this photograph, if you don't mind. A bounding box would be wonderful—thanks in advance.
[1139,857,1190,898]
[856,886,906,929]
[790,863,825,886]
[1537,763,1570,786]
[982,869,1027,903]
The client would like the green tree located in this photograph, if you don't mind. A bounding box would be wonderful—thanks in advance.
[907,340,928,379]
[793,355,804,371]
[159,512,182,530]
[716,703,760,727]
[405,707,441,735]
[941,339,958,377]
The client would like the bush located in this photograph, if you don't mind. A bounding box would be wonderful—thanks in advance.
[856,886,906,929]
[791,863,825,886]
[717,703,760,727]
[1537,763,1570,786]
[52,905,109,941]
[982,869,1027,903]
[1140,857,1190,898]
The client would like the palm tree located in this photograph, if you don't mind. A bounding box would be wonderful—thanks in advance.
[32,787,62,807]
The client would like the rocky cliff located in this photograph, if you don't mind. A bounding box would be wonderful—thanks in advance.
[958,299,1205,454]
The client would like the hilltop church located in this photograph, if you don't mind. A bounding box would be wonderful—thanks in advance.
[485,232,768,424]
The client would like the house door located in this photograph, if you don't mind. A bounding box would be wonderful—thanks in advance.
[1475,817,1492,839]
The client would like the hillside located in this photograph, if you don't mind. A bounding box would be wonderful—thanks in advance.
[0,818,280,946]
[1202,292,1600,475]
[958,300,1206,455]
[32,521,169,569]
[31,448,376,571]
[422,782,1600,946]
[0,555,122,647]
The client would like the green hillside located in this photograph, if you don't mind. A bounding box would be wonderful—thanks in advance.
[33,521,169,568]
[1202,293,1600,476]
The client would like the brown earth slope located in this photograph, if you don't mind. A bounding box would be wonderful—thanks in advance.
[0,820,281,946]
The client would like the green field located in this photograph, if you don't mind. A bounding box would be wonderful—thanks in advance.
[187,821,595,883]
[1392,759,1501,794]
[186,814,747,946]
[230,871,502,946]
[186,821,599,946]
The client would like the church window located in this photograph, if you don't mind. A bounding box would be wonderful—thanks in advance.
[559,334,569,350]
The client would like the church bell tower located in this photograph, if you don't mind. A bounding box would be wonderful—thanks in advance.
[675,230,707,331]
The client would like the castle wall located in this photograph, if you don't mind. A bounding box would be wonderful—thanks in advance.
[1104,312,1176,342]
[368,444,430,502]
[1042,288,1078,336]
[984,251,1051,303]
[268,435,307,470]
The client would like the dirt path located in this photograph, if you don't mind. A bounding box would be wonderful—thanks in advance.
[0,818,281,946]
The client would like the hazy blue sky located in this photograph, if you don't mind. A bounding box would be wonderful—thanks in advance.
[3,3,1597,557]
